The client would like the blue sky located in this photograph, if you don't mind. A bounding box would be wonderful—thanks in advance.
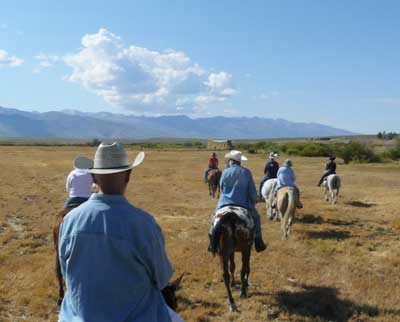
[0,0,399,133]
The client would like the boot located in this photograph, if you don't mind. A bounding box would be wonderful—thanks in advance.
[254,237,267,252]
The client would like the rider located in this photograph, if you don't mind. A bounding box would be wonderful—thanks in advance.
[317,156,337,186]
[273,159,303,209]
[258,152,279,197]
[204,152,219,182]
[63,157,94,210]
[208,150,267,253]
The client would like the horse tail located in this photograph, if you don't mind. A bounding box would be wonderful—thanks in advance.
[285,189,296,218]
[212,213,236,253]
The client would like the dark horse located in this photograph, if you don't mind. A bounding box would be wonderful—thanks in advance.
[212,211,254,312]
[207,169,222,198]
[53,204,183,310]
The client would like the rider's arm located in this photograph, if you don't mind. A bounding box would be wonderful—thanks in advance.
[247,171,258,207]
[66,172,72,193]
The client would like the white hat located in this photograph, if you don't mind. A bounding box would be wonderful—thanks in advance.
[224,150,248,163]
[75,142,145,174]
[269,152,278,159]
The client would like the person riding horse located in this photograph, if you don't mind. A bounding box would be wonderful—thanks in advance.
[317,156,337,186]
[58,142,183,322]
[63,157,95,210]
[208,150,267,253]
[204,152,219,182]
[273,159,303,209]
[258,152,279,198]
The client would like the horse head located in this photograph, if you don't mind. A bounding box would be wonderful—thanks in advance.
[161,273,184,310]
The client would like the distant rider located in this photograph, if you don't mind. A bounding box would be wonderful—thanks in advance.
[204,152,219,182]
[273,159,303,209]
[258,152,279,197]
[63,157,94,210]
[208,150,267,253]
[317,156,337,186]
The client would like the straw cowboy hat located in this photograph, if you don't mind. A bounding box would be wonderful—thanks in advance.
[269,152,278,159]
[224,150,248,163]
[74,142,145,174]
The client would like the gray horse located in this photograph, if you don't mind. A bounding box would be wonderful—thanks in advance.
[323,174,341,204]
[261,178,278,220]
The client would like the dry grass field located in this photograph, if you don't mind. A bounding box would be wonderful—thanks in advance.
[1,146,400,322]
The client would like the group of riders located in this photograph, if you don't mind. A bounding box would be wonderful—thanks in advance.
[59,142,337,321]
[204,150,338,253]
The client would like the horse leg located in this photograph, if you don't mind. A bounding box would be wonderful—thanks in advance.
[229,253,236,287]
[208,181,212,196]
[286,215,293,238]
[56,251,64,305]
[220,256,237,312]
[282,212,289,240]
[240,248,250,298]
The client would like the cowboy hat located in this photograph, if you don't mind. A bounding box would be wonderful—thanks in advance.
[283,159,293,167]
[269,152,278,159]
[224,150,248,163]
[75,142,145,174]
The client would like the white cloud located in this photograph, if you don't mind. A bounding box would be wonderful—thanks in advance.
[63,28,238,114]
[0,49,23,67]
[33,53,60,73]
[259,91,280,100]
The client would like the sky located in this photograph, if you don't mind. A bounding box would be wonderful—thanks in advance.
[0,0,399,133]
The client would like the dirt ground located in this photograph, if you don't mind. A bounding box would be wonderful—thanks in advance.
[0,146,399,322]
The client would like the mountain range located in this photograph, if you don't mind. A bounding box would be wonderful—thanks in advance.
[0,106,355,140]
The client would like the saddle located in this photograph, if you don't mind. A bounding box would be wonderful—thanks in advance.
[213,206,254,230]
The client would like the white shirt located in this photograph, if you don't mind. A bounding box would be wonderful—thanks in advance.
[66,169,93,198]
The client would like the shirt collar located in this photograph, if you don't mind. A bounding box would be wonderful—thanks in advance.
[89,193,128,204]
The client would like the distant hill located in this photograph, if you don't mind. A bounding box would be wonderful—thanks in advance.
[0,106,355,139]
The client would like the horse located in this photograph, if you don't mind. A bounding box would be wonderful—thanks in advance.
[323,174,341,204]
[212,209,254,312]
[277,187,298,240]
[207,169,222,198]
[53,204,183,310]
[261,178,278,220]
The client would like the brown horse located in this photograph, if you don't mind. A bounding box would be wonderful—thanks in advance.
[53,205,183,309]
[212,211,253,312]
[207,169,222,198]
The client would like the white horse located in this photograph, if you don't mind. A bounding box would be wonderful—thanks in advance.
[323,174,341,204]
[261,178,278,220]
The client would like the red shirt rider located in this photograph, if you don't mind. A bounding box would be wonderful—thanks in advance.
[209,153,219,169]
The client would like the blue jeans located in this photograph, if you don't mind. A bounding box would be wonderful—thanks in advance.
[63,197,88,210]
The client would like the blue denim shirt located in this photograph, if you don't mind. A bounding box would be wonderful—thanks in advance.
[58,194,173,322]
[276,166,296,190]
[216,164,257,211]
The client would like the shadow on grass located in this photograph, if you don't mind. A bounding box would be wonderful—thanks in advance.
[306,229,351,240]
[345,201,377,208]
[276,284,380,322]
[297,214,324,224]
[177,295,222,310]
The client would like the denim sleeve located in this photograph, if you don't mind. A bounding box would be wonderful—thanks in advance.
[264,162,268,175]
[142,224,173,290]
[247,170,257,207]
[219,169,227,190]
[58,222,69,277]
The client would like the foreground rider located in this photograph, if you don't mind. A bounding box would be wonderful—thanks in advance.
[204,152,219,182]
[63,157,94,209]
[274,159,303,209]
[208,150,267,253]
[258,152,279,197]
[317,156,337,186]
[58,142,183,322]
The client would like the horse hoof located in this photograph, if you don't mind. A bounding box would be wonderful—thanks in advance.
[240,292,248,299]
[229,304,238,312]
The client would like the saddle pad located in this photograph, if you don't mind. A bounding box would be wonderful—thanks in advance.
[213,206,254,229]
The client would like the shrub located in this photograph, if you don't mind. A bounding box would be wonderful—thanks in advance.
[336,142,381,164]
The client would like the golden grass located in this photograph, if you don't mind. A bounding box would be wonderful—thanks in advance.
[0,146,400,321]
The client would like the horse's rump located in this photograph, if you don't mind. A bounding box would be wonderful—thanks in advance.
[207,169,221,182]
